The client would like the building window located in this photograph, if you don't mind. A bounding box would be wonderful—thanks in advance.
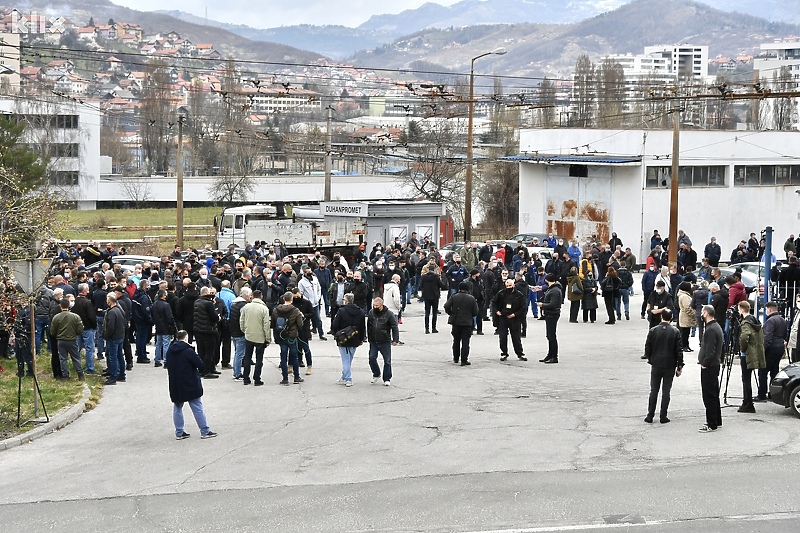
[734,165,800,186]
[645,166,726,188]
[50,143,79,158]
[49,171,79,186]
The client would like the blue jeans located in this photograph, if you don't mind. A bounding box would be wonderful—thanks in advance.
[34,316,49,355]
[173,397,210,437]
[312,305,324,335]
[320,288,330,315]
[368,341,392,382]
[77,328,96,372]
[529,289,539,317]
[95,315,104,358]
[106,337,125,381]
[339,345,356,382]
[279,340,299,380]
[155,334,171,364]
[615,290,630,318]
[135,324,150,361]
[232,336,246,378]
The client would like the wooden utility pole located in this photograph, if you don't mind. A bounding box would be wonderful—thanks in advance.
[176,116,184,248]
[668,104,680,267]
[324,105,332,202]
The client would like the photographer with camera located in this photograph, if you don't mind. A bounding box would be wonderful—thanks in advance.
[737,300,765,414]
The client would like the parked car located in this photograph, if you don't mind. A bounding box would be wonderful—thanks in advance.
[87,254,161,273]
[526,246,554,262]
[770,363,800,418]
[508,233,561,245]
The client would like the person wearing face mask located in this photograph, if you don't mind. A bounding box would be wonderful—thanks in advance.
[697,305,723,433]
[641,262,657,319]
[446,254,468,297]
[369,243,383,262]
[646,280,673,329]
[755,301,787,402]
[328,273,351,331]
[298,267,326,340]
[196,268,211,289]
[494,278,527,362]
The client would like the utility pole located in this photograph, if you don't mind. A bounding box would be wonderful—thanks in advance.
[667,104,680,267]
[324,105,332,202]
[176,116,184,248]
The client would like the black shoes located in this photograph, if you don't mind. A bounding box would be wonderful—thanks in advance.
[201,431,217,439]
[660,417,670,424]
[604,321,615,325]
[319,336,328,341]
[280,379,290,385]
[154,362,162,367]
[425,329,430,334]
[753,396,768,403]
[476,331,484,335]
[500,353,509,361]
[176,432,190,440]
[453,357,459,364]
[243,379,251,385]
[625,313,630,320]
[103,379,117,386]
[136,358,151,364]
[254,380,264,386]
[737,403,756,413]
[432,328,438,333]
[640,355,648,360]
[294,377,304,384]
[517,355,527,361]
[126,363,133,371]
[222,364,233,369]
[202,374,219,379]
[461,361,471,366]
[543,358,558,364]
[644,416,653,423]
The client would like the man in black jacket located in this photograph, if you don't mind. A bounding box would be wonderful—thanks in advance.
[291,287,315,374]
[444,282,479,366]
[102,293,127,385]
[175,282,199,344]
[646,281,673,329]
[73,283,97,373]
[643,309,684,423]
[131,280,153,364]
[493,278,527,362]
[538,274,562,363]
[152,289,176,367]
[367,297,399,385]
[757,301,787,402]
[698,305,724,432]
[467,269,485,334]
[193,286,220,378]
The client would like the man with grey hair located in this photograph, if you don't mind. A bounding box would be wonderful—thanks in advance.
[73,282,97,373]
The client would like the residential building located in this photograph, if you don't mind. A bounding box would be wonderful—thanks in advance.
[755,38,800,81]
[643,44,709,79]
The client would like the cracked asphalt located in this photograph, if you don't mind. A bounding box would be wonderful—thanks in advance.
[1,284,800,532]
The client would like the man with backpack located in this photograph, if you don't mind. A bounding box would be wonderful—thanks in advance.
[271,291,305,385]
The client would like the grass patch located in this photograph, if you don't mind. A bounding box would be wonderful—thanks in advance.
[0,350,104,440]
[57,207,221,254]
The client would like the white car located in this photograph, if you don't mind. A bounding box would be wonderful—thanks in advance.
[87,255,161,273]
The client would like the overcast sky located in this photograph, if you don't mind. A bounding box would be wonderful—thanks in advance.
[110,0,460,28]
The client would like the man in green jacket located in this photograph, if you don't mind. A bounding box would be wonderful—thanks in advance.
[50,298,85,380]
[737,300,766,414]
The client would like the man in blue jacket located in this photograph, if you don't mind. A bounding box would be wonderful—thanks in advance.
[167,330,217,440]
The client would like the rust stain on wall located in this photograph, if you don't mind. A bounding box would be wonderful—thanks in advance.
[561,199,578,219]
[546,200,556,216]
[580,202,608,223]
[549,220,576,240]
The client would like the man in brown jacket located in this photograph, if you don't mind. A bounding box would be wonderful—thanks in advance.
[271,292,305,385]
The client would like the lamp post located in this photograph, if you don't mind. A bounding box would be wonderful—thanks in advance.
[465,48,506,241]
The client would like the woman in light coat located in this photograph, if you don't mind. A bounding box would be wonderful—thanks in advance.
[676,281,696,352]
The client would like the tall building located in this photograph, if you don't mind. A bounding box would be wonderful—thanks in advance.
[754,39,800,81]
[643,44,709,79]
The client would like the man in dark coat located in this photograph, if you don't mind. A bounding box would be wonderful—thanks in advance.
[131,280,153,364]
[152,289,176,367]
[167,330,216,440]
[193,286,220,378]
[444,282,479,366]
[643,309,684,423]
[698,305,723,432]
[538,274,563,363]
[493,277,527,362]
[175,282,200,344]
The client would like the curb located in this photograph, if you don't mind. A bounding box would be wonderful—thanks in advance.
[0,383,92,451]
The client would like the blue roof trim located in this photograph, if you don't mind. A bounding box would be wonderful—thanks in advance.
[503,154,642,164]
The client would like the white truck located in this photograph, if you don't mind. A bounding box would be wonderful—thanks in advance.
[214,204,366,251]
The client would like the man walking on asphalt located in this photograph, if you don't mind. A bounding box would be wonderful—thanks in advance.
[367,297,399,385]
[756,301,787,402]
[167,330,217,440]
[493,278,527,362]
[239,290,271,386]
[643,308,683,424]
[444,281,479,366]
[698,305,723,433]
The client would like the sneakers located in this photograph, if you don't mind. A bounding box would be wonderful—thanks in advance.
[154,362,162,367]
[176,432,190,440]
[345,381,353,387]
[254,380,264,386]
[103,379,117,386]
[201,431,217,439]
[432,328,438,334]
[293,377,304,384]
[625,312,630,320]
[500,353,509,361]
[544,358,559,364]
[460,361,471,366]
[383,380,390,386]
[280,379,289,385]
[306,366,312,375]
[517,355,528,361]
[335,379,347,385]
[644,416,653,424]
[660,417,670,424]
[371,375,381,384]
[698,424,717,433]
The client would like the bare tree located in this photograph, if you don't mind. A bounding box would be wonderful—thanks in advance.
[403,119,466,226]
[537,78,557,127]
[100,124,132,174]
[595,58,626,128]
[772,67,796,131]
[119,175,153,207]
[140,60,176,175]
[477,106,520,230]
[572,54,595,127]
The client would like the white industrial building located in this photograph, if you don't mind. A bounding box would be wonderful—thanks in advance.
[754,39,800,81]
[516,128,800,261]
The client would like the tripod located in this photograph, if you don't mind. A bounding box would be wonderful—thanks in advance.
[718,310,757,406]
[14,333,49,427]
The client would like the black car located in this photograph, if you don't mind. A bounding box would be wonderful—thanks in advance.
[770,363,800,418]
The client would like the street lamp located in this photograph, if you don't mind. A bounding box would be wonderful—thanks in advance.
[465,48,506,242]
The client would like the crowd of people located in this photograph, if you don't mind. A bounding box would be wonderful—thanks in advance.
[3,226,800,439]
